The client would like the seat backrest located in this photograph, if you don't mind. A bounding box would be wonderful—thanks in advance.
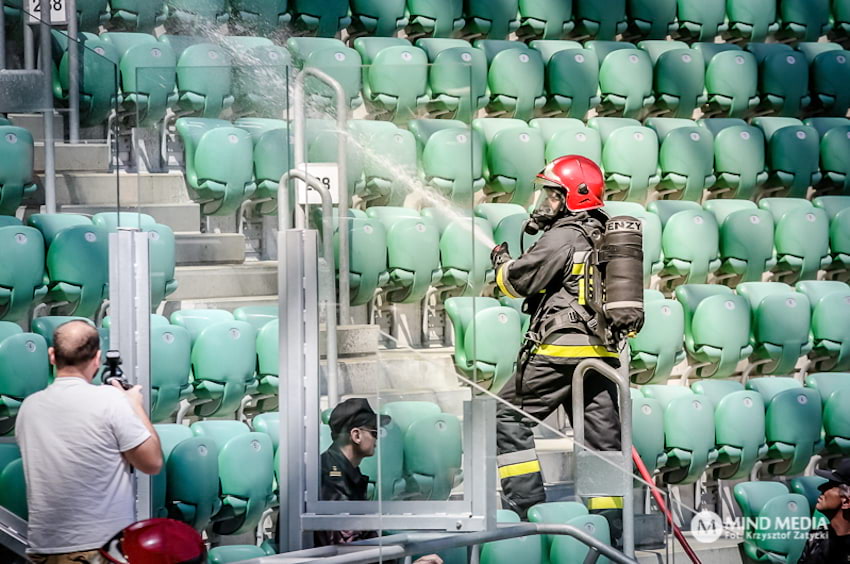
[0,332,49,401]
[403,413,462,500]
[805,372,850,405]
[149,324,191,423]
[445,296,501,368]
[629,292,684,384]
[47,224,110,318]
[233,306,277,333]
[256,320,278,378]
[27,213,92,247]
[0,126,35,194]
[631,394,666,473]
[358,419,406,500]
[760,198,830,279]
[704,199,775,283]
[176,43,232,117]
[734,480,790,516]
[381,400,442,434]
[190,321,257,417]
[252,412,280,451]
[0,226,45,322]
[651,201,719,282]
[170,309,236,343]
[0,458,27,519]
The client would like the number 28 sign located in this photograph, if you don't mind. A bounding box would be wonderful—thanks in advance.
[27,0,68,25]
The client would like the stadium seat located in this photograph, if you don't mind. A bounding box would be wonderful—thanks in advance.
[416,39,488,122]
[2,0,22,26]
[691,380,767,480]
[745,43,810,118]
[645,118,715,201]
[650,201,721,287]
[526,501,588,552]
[382,401,441,433]
[0,225,46,322]
[474,40,546,121]
[746,377,823,476]
[834,1,850,41]
[109,0,167,33]
[517,0,574,40]
[304,119,366,199]
[480,510,545,564]
[473,118,545,205]
[403,413,462,500]
[148,324,192,423]
[752,117,821,199]
[759,198,831,282]
[673,0,727,42]
[631,392,668,473]
[806,118,850,195]
[0,330,49,435]
[586,41,655,118]
[191,421,274,535]
[54,34,119,128]
[208,545,267,564]
[698,118,768,200]
[461,0,520,39]
[421,208,494,298]
[290,0,350,37]
[353,38,429,123]
[408,119,485,202]
[170,309,236,344]
[165,0,228,28]
[31,316,93,349]
[639,41,706,119]
[498,297,530,334]
[405,0,464,38]
[734,481,809,563]
[473,203,540,259]
[737,282,813,376]
[230,45,291,119]
[27,213,92,246]
[445,297,522,393]
[348,120,417,207]
[571,0,628,39]
[629,290,685,385]
[530,117,602,164]
[173,43,234,118]
[797,42,850,117]
[359,419,406,500]
[813,196,850,276]
[286,38,362,109]
[176,118,256,216]
[0,458,26,519]
[530,503,611,563]
[349,0,406,37]
[624,0,676,40]
[230,0,290,33]
[777,0,831,43]
[639,385,717,484]
[252,319,278,412]
[724,0,780,42]
[603,201,663,283]
[704,199,776,285]
[806,372,850,457]
[529,41,600,119]
[234,118,289,214]
[74,0,109,32]
[0,126,36,215]
[588,117,660,202]
[43,224,109,319]
[790,475,829,515]
[232,306,277,333]
[334,210,389,307]
[252,412,280,453]
[675,284,753,378]
[365,207,442,303]
[693,43,759,118]
[796,280,850,371]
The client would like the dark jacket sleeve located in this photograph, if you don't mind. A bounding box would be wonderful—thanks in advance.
[495,227,578,298]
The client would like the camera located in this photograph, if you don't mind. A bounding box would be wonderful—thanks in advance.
[103,350,131,390]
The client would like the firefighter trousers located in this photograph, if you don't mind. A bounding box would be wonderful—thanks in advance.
[496,354,621,517]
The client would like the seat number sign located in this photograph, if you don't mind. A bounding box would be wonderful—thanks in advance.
[298,163,340,205]
[27,0,68,25]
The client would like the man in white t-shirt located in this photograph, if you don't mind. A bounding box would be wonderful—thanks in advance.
[16,320,163,564]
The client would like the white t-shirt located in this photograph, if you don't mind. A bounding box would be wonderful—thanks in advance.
[15,377,151,553]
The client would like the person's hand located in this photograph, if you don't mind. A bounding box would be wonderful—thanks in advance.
[413,555,443,564]
[113,381,144,410]
[491,242,511,267]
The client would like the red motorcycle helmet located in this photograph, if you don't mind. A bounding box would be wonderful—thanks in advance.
[99,518,206,564]
[535,155,605,212]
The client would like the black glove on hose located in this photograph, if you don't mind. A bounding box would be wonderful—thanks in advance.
[490,242,511,267]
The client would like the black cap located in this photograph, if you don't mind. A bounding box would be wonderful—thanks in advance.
[328,398,390,439]
[815,458,850,490]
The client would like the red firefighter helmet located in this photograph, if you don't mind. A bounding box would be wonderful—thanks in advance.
[99,518,206,564]
[536,155,605,212]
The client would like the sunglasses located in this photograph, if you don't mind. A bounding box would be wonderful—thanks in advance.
[358,427,378,438]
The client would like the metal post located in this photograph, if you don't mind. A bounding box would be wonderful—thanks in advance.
[24,21,34,69]
[108,229,153,521]
[0,2,6,70]
[572,357,635,559]
[39,4,56,214]
[66,0,79,142]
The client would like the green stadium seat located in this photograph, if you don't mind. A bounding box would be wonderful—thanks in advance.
[734,481,809,563]
[234,118,288,214]
[416,39,489,122]
[834,1,850,41]
[498,297,530,335]
[481,510,545,564]
[588,117,660,202]
[673,0,727,42]
[602,201,662,283]
[42,224,109,319]
[170,309,235,344]
[474,40,546,121]
[403,413,462,500]
[745,43,810,118]
[444,297,522,392]
[173,43,234,118]
[334,210,389,307]
[790,474,828,513]
[0,126,36,215]
[2,0,22,25]
[109,0,167,32]
[805,372,850,457]
[165,0,228,27]
[813,196,850,276]
[473,118,545,206]
[797,43,850,117]
[675,284,753,378]
[759,198,831,282]
[208,545,268,564]
[0,458,26,519]
[640,385,717,484]
[365,207,442,304]
[737,282,812,376]
[0,330,49,435]
[629,289,685,385]
[461,0,520,39]
[805,118,850,195]
[697,118,768,200]
[348,120,417,206]
[54,34,119,128]
[349,0,406,36]
[0,444,20,479]
[405,0,464,38]
[157,35,206,58]
[693,43,759,118]
[31,316,93,348]
[474,202,541,258]
[777,0,831,43]
[527,501,588,551]
[354,38,429,123]
[530,117,602,164]
[148,324,192,423]
[382,401,441,433]
[230,0,290,33]
[625,0,677,40]
[191,421,275,535]
[286,38,363,109]
[290,0,350,36]
[74,0,109,32]
[359,419,406,500]
[252,319,278,412]
[752,117,821,199]
[517,0,574,40]
[796,280,850,371]
[27,213,91,246]
[632,392,668,474]
[231,45,291,119]
[528,502,611,563]
[746,377,823,476]
[409,119,485,202]
[0,226,45,322]
[152,423,189,517]
[650,200,721,286]
[724,0,780,42]
[704,199,776,285]
[529,42,600,119]
[176,118,256,216]
[645,118,715,201]
[252,411,280,452]
[232,306,277,333]
[691,380,767,480]
[421,208,494,298]
[639,41,706,119]
[586,41,655,118]
[572,0,628,39]
[305,120,366,199]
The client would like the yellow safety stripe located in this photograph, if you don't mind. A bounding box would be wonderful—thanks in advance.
[496,264,521,299]
[587,496,624,510]
[532,344,619,358]
[498,460,542,480]
[571,263,585,275]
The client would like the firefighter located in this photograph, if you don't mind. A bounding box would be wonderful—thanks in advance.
[491,155,623,520]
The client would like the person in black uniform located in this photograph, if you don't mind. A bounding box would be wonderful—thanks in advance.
[490,155,623,520]
[799,459,850,564]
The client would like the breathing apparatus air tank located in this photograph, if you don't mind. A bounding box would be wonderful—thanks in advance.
[595,216,645,342]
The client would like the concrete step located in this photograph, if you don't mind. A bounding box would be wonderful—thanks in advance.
[34,142,110,172]
[160,295,277,317]
[35,172,191,206]
[59,203,202,232]
[9,112,65,142]
[175,232,245,265]
[170,262,277,300]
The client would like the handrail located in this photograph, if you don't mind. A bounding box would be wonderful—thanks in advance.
[0,506,28,557]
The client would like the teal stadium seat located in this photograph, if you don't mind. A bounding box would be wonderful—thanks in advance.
[675,284,753,378]
[480,510,544,564]
[796,280,850,371]
[165,0,228,28]
[109,0,167,33]
[0,225,46,322]
[806,118,850,195]
[745,43,810,118]
[305,119,365,200]
[790,475,830,529]
[416,39,489,122]
[691,380,767,480]
[55,34,119,128]
[31,316,93,350]
[230,0,290,34]
[148,324,192,423]
[517,0,575,40]
[572,0,627,39]
[734,481,810,563]
[230,45,291,119]
[698,118,768,200]
[813,196,850,276]
[724,0,780,42]
[645,118,715,201]
[777,0,831,43]
[628,289,685,385]
[2,0,22,26]
[27,213,91,246]
[445,297,522,393]
[0,328,48,435]
[173,43,234,118]
[354,38,429,123]
[631,392,668,474]
[403,413,463,499]
[286,38,363,109]
[693,43,759,118]
[588,117,660,202]
[759,198,831,282]
[474,203,541,259]
[289,0,350,37]
[350,0,406,37]
[235,117,289,215]
[176,118,256,216]
[405,0,464,38]
[461,0,520,40]
[752,117,821,199]
[737,282,812,376]
[529,41,600,119]
[348,120,417,207]
[358,418,406,500]
[624,0,677,40]
[421,208,494,298]
[704,199,776,285]
[530,117,602,164]
[673,0,727,42]
[409,119,485,202]
[252,319,279,412]
[0,458,26,519]
[746,377,823,476]
[208,546,268,564]
[252,412,280,453]
[649,201,721,287]
[233,305,277,332]
[0,127,36,215]
[638,41,706,119]
[834,0,850,42]
[806,372,850,458]
[603,201,662,283]
[586,41,655,119]
[797,42,850,118]
[74,0,109,32]
[473,118,545,206]
[334,210,389,307]
[474,40,546,121]
[170,309,235,344]
[529,502,611,564]
[42,224,109,319]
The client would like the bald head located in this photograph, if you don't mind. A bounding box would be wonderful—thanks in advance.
[52,321,100,370]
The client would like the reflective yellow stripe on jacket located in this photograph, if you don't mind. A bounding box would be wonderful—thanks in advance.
[531,344,619,358]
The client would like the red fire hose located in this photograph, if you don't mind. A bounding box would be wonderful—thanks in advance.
[631,446,702,564]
